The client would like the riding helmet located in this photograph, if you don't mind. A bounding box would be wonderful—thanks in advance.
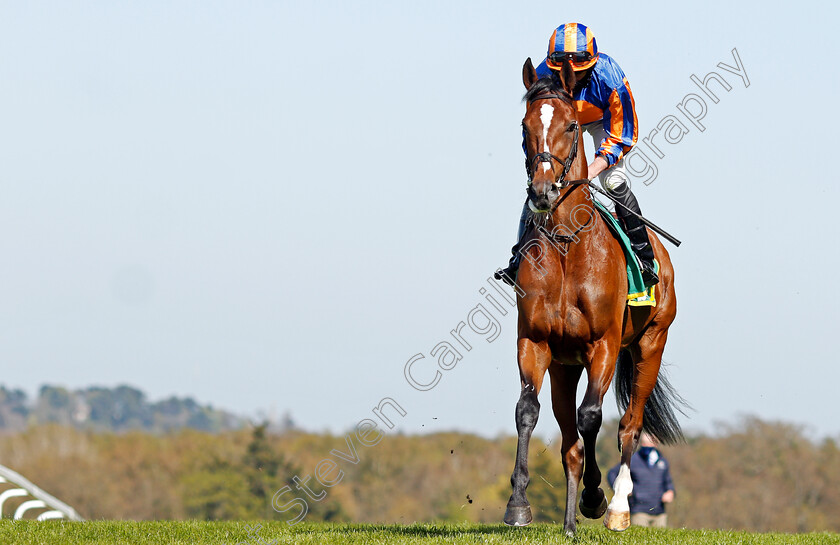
[545,23,599,71]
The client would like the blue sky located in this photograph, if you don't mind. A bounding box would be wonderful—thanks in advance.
[1,1,838,439]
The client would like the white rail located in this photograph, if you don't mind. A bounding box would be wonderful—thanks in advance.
[0,464,83,521]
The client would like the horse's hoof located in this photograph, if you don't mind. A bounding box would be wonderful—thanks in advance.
[579,488,608,519]
[604,508,630,532]
[503,505,532,526]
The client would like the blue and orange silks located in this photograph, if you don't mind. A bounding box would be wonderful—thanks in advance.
[534,53,638,167]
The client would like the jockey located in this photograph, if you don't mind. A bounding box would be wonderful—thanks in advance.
[496,23,659,287]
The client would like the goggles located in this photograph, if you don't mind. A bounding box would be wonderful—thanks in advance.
[549,51,592,66]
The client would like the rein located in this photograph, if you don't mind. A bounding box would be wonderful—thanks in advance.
[547,178,590,214]
[543,179,593,243]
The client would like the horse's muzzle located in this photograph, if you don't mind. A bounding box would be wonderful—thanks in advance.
[527,183,559,213]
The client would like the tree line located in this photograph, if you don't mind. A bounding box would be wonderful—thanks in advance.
[0,384,256,434]
[0,417,837,532]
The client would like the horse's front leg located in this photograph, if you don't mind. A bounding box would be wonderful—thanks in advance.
[577,338,619,522]
[548,363,584,536]
[503,337,551,526]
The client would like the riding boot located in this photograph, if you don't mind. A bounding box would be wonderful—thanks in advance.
[494,200,529,287]
[611,185,659,287]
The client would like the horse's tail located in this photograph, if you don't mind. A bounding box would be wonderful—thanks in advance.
[614,349,689,445]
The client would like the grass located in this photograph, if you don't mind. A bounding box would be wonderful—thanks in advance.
[0,521,838,545]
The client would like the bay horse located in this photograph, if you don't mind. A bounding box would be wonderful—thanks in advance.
[502,57,685,534]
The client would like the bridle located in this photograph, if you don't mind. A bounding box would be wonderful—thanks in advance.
[525,94,587,190]
[525,94,591,217]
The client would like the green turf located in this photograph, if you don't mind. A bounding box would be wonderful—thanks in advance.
[0,521,838,545]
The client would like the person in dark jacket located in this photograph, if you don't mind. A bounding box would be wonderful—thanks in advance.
[607,433,675,528]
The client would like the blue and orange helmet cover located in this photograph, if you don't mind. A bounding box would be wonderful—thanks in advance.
[546,23,599,71]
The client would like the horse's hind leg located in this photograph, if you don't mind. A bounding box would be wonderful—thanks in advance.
[605,331,669,531]
[548,363,584,536]
[504,337,552,526]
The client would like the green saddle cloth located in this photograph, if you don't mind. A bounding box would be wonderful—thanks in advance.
[592,200,658,307]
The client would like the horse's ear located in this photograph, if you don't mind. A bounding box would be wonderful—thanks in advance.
[523,57,538,90]
[559,58,575,95]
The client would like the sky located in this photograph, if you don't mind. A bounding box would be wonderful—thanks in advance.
[1,1,838,440]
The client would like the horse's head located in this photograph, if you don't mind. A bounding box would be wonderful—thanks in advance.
[521,57,582,214]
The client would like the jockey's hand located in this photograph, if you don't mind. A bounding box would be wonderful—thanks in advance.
[587,155,609,180]
[662,490,675,503]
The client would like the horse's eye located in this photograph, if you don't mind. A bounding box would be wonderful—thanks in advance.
[567,123,578,132]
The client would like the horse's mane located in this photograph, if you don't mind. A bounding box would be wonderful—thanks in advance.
[523,72,572,104]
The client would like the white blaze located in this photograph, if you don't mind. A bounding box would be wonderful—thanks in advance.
[608,463,633,513]
[539,104,554,173]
